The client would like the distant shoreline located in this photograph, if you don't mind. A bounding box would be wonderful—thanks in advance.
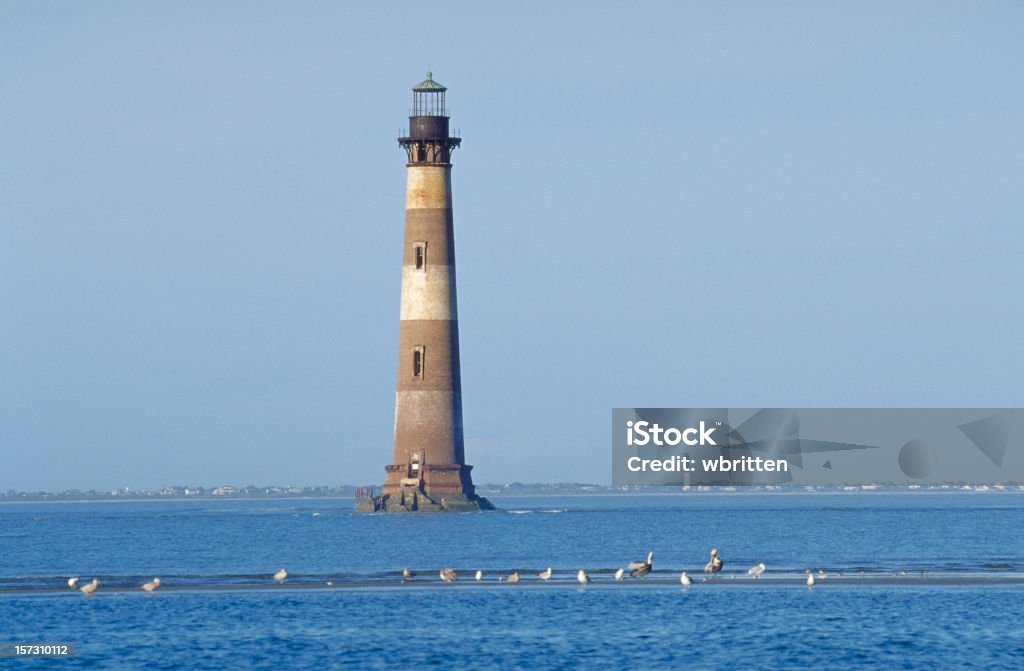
[3,487,1023,505]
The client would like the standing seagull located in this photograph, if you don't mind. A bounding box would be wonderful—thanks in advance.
[475,570,483,581]
[577,569,591,586]
[614,568,624,582]
[680,572,692,587]
[507,572,520,584]
[140,577,161,592]
[440,568,457,583]
[806,571,815,587]
[67,577,79,590]
[747,563,766,579]
[538,567,552,581]
[629,552,654,578]
[80,579,99,595]
[704,549,723,574]
[274,568,288,584]
[402,567,413,581]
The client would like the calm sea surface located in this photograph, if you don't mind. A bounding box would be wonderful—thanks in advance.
[2,493,1023,669]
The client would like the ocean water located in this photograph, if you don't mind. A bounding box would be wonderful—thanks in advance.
[2,493,1023,669]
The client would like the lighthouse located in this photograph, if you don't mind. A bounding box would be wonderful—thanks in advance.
[357,73,493,513]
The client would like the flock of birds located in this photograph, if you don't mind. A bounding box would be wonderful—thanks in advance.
[66,576,160,595]
[411,549,824,589]
[65,551,840,595]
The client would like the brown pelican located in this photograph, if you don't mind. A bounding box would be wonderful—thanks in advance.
[508,572,520,584]
[747,563,766,579]
[440,568,457,583]
[577,569,590,586]
[629,551,653,578]
[680,571,692,587]
[274,568,288,584]
[67,577,79,589]
[704,549,723,574]
[538,567,552,581]
[80,579,99,595]
[140,577,161,592]
[614,568,624,581]
[806,571,815,587]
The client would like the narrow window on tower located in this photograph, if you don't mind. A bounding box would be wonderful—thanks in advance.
[412,346,425,378]
[413,242,426,270]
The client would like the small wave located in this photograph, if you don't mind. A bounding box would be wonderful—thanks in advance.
[506,510,532,514]
[542,509,567,514]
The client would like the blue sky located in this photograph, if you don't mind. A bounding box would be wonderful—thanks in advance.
[2,2,1022,491]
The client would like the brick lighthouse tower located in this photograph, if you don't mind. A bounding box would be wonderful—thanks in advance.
[357,73,493,513]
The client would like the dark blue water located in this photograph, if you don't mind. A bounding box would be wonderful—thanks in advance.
[2,493,1023,668]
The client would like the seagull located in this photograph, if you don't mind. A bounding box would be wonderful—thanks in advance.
[680,571,692,587]
[577,569,590,586]
[538,567,552,581]
[475,570,483,581]
[818,570,827,579]
[806,571,815,587]
[80,579,99,595]
[614,568,624,582]
[704,549,723,574]
[140,577,161,592]
[326,581,334,586]
[274,568,288,584]
[440,568,457,583]
[402,567,412,580]
[67,577,79,590]
[747,563,766,579]
[508,572,520,584]
[629,552,653,578]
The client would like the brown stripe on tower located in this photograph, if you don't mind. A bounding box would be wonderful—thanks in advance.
[359,73,492,512]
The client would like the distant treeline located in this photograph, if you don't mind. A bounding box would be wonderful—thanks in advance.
[3,482,1022,501]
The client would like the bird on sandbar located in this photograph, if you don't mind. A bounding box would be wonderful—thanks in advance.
[680,572,692,587]
[440,568,457,583]
[614,568,624,582]
[747,563,766,579]
[704,549,723,574]
[80,579,100,595]
[508,572,520,584]
[577,569,591,586]
[629,551,654,578]
[140,577,161,592]
[475,570,483,581]
[67,577,79,590]
[538,567,552,581]
[402,567,413,581]
[806,571,815,587]
[274,568,288,584]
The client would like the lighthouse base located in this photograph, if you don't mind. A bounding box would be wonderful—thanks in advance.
[355,486,494,513]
